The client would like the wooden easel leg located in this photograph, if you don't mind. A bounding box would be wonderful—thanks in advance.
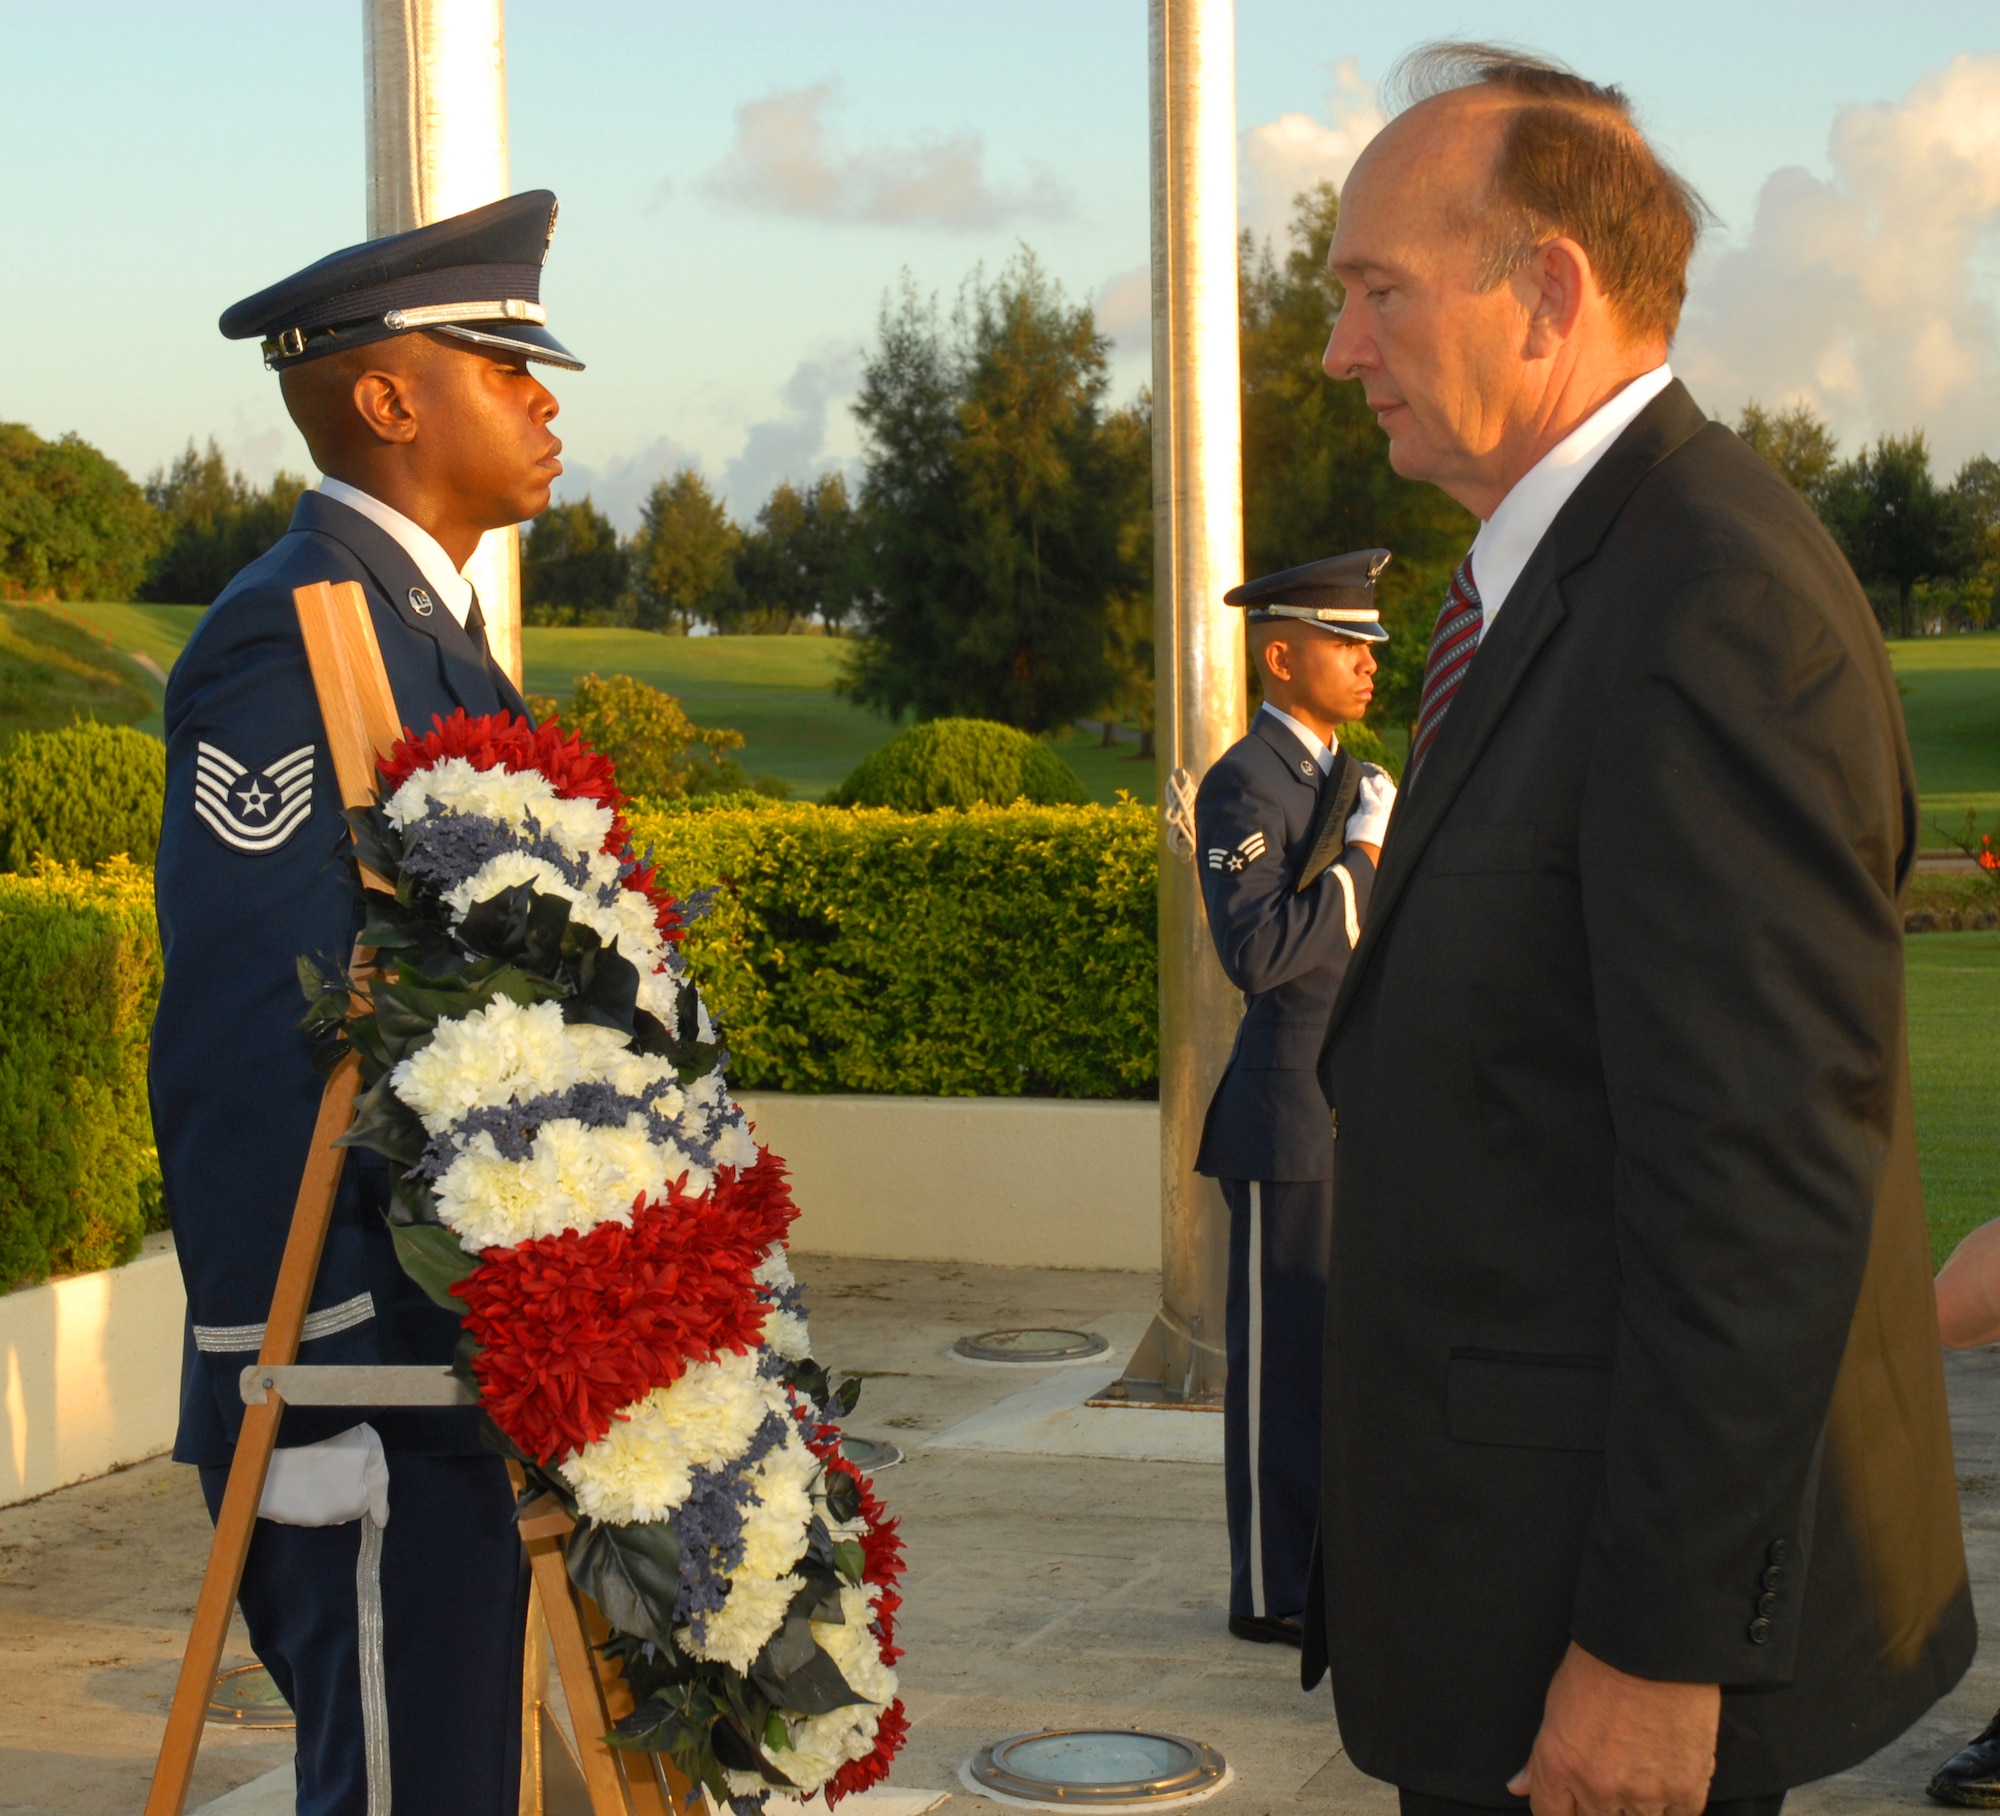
[145,1055,362,1816]
[579,1593,686,1816]
[525,1529,637,1816]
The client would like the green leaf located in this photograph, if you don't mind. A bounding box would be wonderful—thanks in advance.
[831,1539,865,1584]
[764,1709,792,1751]
[833,1375,862,1418]
[567,1518,683,1646]
[334,1070,429,1167]
[751,1637,868,1718]
[390,1221,478,1311]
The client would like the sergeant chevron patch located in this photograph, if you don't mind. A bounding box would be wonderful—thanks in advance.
[194,741,315,853]
[1206,829,1268,873]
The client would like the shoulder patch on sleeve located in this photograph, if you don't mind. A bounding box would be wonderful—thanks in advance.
[193,741,316,853]
[1206,828,1269,873]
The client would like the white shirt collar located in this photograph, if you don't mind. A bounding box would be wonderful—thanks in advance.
[1468,363,1674,631]
[1260,702,1339,775]
[317,476,476,629]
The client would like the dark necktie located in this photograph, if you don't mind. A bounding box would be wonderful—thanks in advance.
[1405,557,1483,790]
[464,588,491,662]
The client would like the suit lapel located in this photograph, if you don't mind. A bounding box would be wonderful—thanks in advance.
[1324,380,1711,1043]
[291,491,503,717]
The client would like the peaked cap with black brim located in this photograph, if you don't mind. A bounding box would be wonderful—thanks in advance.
[1224,548,1391,641]
[219,189,583,373]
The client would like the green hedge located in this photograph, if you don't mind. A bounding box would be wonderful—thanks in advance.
[0,720,165,870]
[828,718,1088,810]
[631,801,1158,1097]
[0,858,164,1290]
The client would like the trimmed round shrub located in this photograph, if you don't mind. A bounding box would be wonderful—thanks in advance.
[830,718,1088,810]
[1340,719,1398,779]
[0,722,166,871]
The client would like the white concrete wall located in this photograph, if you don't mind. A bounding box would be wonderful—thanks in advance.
[1,1231,183,1507]
[0,1097,1159,1507]
[739,1094,1161,1272]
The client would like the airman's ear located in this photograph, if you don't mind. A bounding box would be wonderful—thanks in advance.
[1260,636,1294,684]
[351,369,420,447]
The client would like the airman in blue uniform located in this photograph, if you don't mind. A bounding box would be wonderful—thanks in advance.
[152,190,582,1815]
[1196,550,1398,1647]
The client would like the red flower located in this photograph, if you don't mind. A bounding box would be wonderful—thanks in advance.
[453,1150,802,1462]
[822,1701,910,1807]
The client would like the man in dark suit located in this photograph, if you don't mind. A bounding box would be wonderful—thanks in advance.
[152,191,577,1815]
[1193,552,1396,1648]
[1306,43,1973,1816]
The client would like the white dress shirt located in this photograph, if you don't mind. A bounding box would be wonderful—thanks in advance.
[1260,702,1338,775]
[1469,363,1674,634]
[318,475,476,630]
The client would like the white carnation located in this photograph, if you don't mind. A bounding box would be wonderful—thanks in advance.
[768,1311,812,1363]
[683,1569,802,1674]
[560,1351,790,1520]
[443,849,587,925]
[432,1115,668,1250]
[384,759,613,857]
[391,996,584,1130]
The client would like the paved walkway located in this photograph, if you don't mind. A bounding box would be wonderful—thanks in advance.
[4,1257,1998,1813]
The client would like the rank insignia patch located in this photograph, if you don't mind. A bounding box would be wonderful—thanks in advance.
[194,742,315,853]
[1206,829,1268,874]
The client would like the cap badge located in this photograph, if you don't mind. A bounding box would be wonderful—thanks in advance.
[408,586,435,617]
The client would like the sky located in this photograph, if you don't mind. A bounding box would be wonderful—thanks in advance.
[6,2,1998,530]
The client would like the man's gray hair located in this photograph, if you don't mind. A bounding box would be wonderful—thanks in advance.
[1381,40,1711,342]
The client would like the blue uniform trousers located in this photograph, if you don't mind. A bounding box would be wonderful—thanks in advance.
[1221,1175,1332,1620]
[199,1452,527,1816]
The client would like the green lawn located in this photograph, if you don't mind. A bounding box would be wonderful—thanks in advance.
[1909,932,2000,1266]
[1885,633,2000,845]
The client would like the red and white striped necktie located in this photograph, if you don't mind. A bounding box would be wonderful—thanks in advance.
[1405,557,1483,789]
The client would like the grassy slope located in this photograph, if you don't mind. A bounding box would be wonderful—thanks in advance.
[1908,931,2000,1266]
[1885,633,2000,845]
[520,630,890,801]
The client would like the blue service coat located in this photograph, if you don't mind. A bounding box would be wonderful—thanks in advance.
[1194,710,1375,1183]
[153,489,529,1464]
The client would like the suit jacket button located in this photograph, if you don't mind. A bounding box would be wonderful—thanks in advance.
[1756,1591,1779,1617]
[1329,1109,1339,1138]
[1747,1617,1773,1645]
[1767,1539,1789,1565]
[1761,1565,1783,1592]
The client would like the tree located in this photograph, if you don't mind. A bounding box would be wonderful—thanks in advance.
[0,423,162,601]
[845,256,1138,731]
[521,496,631,626]
[1820,432,1971,638]
[630,470,739,634]
[1735,401,1841,507]
[1097,396,1155,753]
[140,439,306,604]
[731,473,866,634]
[1239,184,1478,734]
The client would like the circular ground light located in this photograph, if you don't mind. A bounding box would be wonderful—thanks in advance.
[206,1664,294,1728]
[952,1328,1110,1365]
[965,1728,1229,1809]
[838,1435,906,1471]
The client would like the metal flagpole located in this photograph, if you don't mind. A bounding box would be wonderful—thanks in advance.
[362,0,524,688]
[1108,0,1246,1409]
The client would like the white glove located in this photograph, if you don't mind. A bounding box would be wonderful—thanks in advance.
[259,1422,390,1528]
[1344,763,1397,848]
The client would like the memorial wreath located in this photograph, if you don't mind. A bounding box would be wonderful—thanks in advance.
[298,708,907,1809]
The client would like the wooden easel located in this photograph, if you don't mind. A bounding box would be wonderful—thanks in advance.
[146,581,695,1816]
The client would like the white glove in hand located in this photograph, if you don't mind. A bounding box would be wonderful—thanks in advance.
[259,1421,390,1528]
[1344,763,1397,849]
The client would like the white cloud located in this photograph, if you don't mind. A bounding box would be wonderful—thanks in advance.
[1677,52,2000,470]
[1095,265,1151,361]
[705,82,1069,229]
[550,434,700,535]
[1239,58,1385,246]
[721,346,862,520]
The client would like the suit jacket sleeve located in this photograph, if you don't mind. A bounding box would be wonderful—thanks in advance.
[1568,565,1910,1685]
[1195,757,1376,995]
